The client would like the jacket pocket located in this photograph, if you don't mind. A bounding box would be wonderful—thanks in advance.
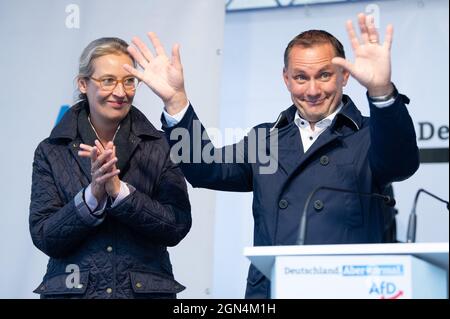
[129,270,185,294]
[33,270,89,296]
[335,163,364,227]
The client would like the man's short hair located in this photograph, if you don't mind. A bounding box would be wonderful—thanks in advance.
[284,30,346,68]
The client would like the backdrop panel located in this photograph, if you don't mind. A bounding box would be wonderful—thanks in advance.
[0,0,224,299]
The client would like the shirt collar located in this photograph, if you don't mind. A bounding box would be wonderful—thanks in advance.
[294,102,344,129]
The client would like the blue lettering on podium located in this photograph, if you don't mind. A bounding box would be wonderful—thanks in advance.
[369,281,398,296]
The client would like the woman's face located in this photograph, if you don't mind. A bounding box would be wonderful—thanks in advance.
[78,53,136,125]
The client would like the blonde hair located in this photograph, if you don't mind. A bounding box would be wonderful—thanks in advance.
[76,37,136,100]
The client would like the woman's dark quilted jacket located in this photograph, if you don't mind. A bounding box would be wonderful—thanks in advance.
[29,101,191,298]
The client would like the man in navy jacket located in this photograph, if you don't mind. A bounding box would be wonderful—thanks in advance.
[125,14,419,298]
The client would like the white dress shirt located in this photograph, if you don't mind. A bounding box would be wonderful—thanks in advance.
[294,104,343,153]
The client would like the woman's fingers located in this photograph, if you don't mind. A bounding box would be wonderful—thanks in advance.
[78,141,118,180]
[79,143,94,151]
[90,146,98,163]
[94,140,105,152]
[78,150,92,157]
[95,169,121,183]
[79,143,100,157]
[98,156,118,175]
[91,149,112,172]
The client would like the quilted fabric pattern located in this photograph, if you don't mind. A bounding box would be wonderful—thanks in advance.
[29,102,191,299]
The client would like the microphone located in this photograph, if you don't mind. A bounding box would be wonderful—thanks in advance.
[406,188,449,243]
[296,186,396,245]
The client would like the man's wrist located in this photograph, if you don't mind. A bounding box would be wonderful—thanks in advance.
[164,93,188,115]
[368,83,397,102]
[368,83,394,99]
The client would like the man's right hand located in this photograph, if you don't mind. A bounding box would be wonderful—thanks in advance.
[123,32,188,115]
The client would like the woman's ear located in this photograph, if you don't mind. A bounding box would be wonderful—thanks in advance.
[78,77,88,94]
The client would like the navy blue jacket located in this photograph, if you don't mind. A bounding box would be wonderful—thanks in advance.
[30,101,191,298]
[162,93,419,299]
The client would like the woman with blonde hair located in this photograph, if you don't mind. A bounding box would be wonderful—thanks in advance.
[30,37,191,299]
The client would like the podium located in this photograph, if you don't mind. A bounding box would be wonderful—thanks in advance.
[244,242,448,299]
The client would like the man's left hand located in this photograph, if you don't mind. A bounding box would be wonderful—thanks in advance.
[332,13,394,97]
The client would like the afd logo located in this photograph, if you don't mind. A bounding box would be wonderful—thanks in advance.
[369,281,404,299]
[342,264,404,276]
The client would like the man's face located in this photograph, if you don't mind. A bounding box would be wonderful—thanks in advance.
[283,43,349,123]
[78,53,135,125]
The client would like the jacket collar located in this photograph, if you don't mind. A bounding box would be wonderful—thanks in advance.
[334,95,363,131]
[269,95,363,177]
[49,100,162,179]
[271,94,362,133]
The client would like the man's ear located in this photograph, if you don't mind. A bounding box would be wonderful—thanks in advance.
[282,67,289,88]
[342,69,350,87]
[78,77,88,94]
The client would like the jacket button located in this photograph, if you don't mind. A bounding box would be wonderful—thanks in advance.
[106,246,113,252]
[320,155,329,166]
[106,288,112,294]
[278,199,289,209]
[314,200,324,211]
[136,282,142,288]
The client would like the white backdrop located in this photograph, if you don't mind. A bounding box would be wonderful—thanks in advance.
[0,0,224,299]
[213,0,449,298]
